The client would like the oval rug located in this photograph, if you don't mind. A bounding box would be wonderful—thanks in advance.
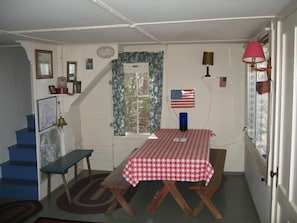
[0,200,43,223]
[56,173,138,214]
[34,217,102,223]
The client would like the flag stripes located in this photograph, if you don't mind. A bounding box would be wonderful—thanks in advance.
[170,89,195,108]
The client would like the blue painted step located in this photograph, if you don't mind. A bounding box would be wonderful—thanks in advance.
[0,178,38,200]
[16,128,36,145]
[0,114,38,200]
[8,144,36,162]
[26,114,35,131]
[1,161,37,180]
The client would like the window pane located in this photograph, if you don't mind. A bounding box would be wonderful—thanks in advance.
[137,72,149,96]
[138,97,150,133]
[124,71,150,134]
[124,73,136,96]
[125,97,137,133]
[247,67,256,140]
[246,40,270,158]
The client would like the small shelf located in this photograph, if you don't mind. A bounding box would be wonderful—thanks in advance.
[201,76,220,79]
[49,93,81,96]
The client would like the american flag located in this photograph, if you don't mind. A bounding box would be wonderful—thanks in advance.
[170,89,195,108]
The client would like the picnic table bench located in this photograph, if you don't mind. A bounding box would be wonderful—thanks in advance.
[188,148,226,219]
[100,148,137,216]
[40,149,93,202]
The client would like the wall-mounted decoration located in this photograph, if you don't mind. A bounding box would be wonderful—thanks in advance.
[220,77,227,87]
[40,128,61,179]
[86,58,93,69]
[37,96,57,132]
[48,85,56,94]
[202,51,214,77]
[67,61,77,82]
[40,128,60,167]
[170,89,195,108]
[73,81,81,93]
[97,46,115,58]
[35,49,53,79]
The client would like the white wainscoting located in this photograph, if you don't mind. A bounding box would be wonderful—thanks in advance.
[112,135,147,167]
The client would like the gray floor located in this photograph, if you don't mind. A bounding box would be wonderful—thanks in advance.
[5,170,261,223]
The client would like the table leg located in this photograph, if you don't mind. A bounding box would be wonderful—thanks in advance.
[74,164,77,178]
[164,181,192,215]
[47,173,51,197]
[148,181,192,215]
[195,190,223,219]
[108,188,135,217]
[147,184,169,212]
[86,156,92,181]
[61,174,71,202]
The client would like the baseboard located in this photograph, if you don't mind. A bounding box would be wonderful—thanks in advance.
[224,171,244,176]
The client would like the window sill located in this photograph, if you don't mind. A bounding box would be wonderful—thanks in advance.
[113,134,149,139]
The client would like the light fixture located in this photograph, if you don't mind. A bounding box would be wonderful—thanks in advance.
[57,101,67,128]
[202,52,214,77]
[242,41,272,73]
[242,41,265,66]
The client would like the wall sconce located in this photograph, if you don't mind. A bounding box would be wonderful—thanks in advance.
[242,41,271,72]
[57,101,67,128]
[202,52,214,77]
[242,41,265,66]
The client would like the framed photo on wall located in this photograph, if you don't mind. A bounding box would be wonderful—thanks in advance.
[37,96,57,131]
[73,81,81,93]
[67,61,77,82]
[48,85,56,94]
[35,49,53,79]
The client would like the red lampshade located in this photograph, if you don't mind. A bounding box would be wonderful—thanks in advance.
[242,41,265,63]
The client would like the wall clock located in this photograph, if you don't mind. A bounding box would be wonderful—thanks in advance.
[97,46,115,58]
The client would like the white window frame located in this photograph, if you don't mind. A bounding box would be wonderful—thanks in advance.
[246,41,270,159]
[123,63,150,135]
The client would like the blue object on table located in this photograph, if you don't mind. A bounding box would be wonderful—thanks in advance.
[179,112,188,131]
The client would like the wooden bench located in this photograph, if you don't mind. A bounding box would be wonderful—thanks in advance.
[40,149,93,202]
[100,149,137,217]
[188,148,226,219]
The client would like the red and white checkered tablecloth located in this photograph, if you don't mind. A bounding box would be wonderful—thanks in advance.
[123,129,214,187]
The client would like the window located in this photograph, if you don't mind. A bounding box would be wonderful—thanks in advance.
[246,41,270,158]
[111,52,164,136]
[124,69,150,134]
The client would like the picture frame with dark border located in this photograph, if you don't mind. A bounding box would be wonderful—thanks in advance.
[37,96,57,132]
[67,61,77,82]
[48,85,56,94]
[73,81,81,93]
[35,49,53,79]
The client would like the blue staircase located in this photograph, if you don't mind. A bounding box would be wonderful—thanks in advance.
[0,114,38,200]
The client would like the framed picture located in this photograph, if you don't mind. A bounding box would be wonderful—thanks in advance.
[35,50,53,79]
[37,96,57,132]
[48,85,56,94]
[86,58,93,70]
[67,61,77,82]
[73,81,81,93]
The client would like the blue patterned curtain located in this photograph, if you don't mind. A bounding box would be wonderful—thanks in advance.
[112,52,164,136]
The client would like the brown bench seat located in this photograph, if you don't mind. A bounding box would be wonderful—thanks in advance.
[188,148,227,219]
[100,149,137,216]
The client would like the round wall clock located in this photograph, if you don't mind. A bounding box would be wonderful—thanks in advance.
[97,46,115,58]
